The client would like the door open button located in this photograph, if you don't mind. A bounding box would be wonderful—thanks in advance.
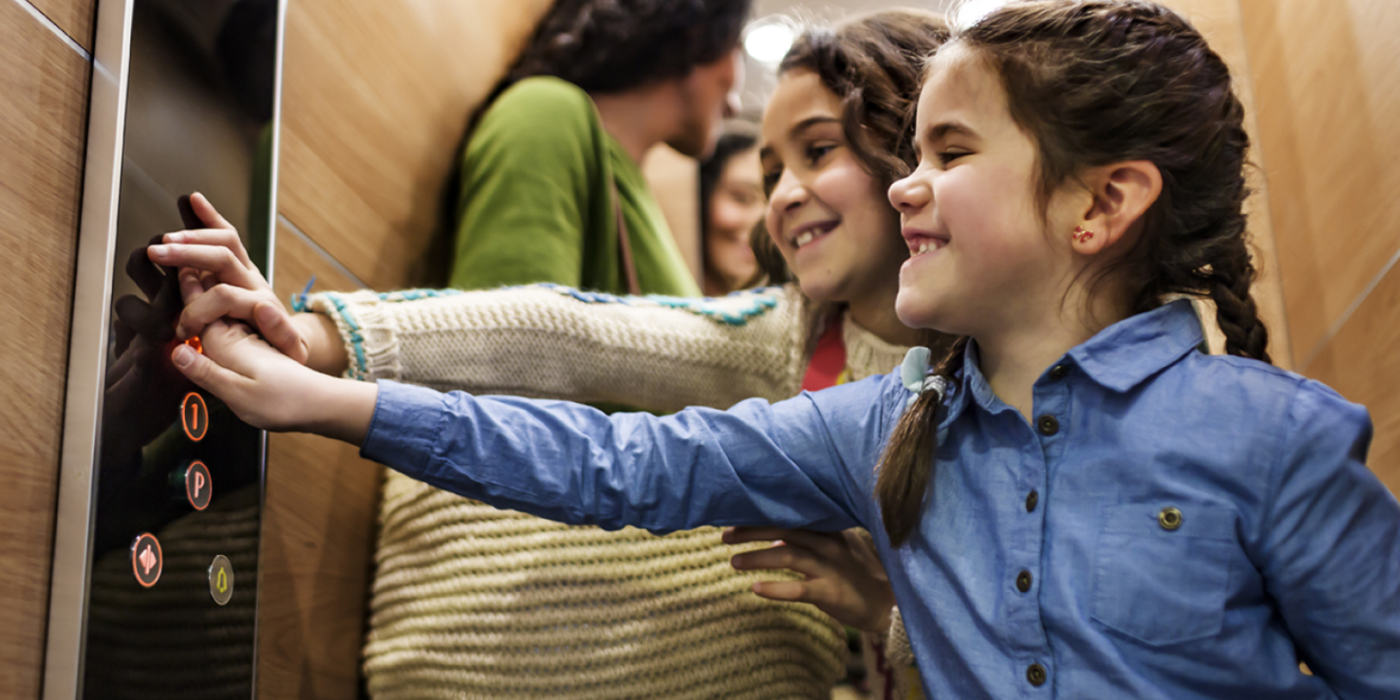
[131,533,163,588]
[171,460,212,510]
[208,555,234,606]
[181,392,208,441]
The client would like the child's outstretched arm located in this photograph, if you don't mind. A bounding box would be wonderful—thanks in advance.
[174,311,898,537]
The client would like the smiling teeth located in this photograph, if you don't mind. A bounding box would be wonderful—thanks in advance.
[917,241,940,255]
[795,232,816,248]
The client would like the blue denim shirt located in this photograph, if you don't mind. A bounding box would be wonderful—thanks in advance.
[363,300,1399,699]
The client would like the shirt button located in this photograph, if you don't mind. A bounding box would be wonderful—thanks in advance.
[1159,506,1183,531]
[1025,490,1038,513]
[1049,364,1069,380]
[1016,570,1033,593]
[1037,414,1059,436]
[1026,663,1047,686]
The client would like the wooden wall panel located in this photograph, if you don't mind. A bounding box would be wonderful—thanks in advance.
[0,1,90,697]
[1238,0,1400,366]
[1161,0,1292,367]
[277,0,554,290]
[257,222,383,699]
[1305,264,1400,494]
[26,0,94,52]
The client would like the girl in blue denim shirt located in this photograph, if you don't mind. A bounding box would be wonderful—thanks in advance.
[170,1,1399,697]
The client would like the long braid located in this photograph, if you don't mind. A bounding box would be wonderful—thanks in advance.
[876,336,967,546]
[875,1,1277,545]
[1206,240,1272,363]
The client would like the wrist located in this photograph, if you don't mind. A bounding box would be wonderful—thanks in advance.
[295,312,348,376]
[299,372,378,446]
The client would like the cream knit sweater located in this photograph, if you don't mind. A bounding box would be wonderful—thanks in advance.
[307,284,915,699]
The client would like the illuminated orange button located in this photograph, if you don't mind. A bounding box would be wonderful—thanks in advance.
[181,392,208,441]
[184,336,203,354]
[131,533,163,588]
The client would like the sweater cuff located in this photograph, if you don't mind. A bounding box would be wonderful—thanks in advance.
[359,380,446,480]
[306,290,404,382]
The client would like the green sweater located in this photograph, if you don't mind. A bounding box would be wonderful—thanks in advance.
[449,76,701,297]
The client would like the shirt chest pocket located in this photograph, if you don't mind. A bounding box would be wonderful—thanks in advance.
[1090,502,1237,646]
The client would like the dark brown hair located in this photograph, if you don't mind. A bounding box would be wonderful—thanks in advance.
[508,0,751,94]
[748,9,954,352]
[877,0,1272,546]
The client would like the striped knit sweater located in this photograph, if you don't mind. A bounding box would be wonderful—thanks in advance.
[306,284,919,699]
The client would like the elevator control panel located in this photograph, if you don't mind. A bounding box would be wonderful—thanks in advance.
[46,0,285,697]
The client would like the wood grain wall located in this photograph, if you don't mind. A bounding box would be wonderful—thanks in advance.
[0,0,91,697]
[1238,0,1400,492]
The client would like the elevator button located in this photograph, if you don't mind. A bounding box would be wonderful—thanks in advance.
[171,460,212,510]
[131,533,163,588]
[181,392,208,441]
[208,555,234,606]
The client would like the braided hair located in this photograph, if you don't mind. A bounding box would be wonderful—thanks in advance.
[877,0,1271,546]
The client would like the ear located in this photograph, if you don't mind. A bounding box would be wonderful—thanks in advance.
[1072,160,1162,255]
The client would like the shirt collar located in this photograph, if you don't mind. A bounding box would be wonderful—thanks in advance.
[939,299,1204,427]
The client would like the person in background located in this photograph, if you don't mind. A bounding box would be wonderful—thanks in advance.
[699,126,765,295]
[449,0,751,297]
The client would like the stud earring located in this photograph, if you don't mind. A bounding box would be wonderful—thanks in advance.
[1072,225,1096,243]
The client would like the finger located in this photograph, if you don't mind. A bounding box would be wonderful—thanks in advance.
[178,268,206,308]
[749,580,811,603]
[725,527,845,558]
[112,316,135,356]
[254,301,310,365]
[171,341,248,401]
[175,284,266,340]
[125,244,164,298]
[147,243,262,290]
[114,294,173,343]
[731,544,831,578]
[190,192,235,230]
[163,227,254,269]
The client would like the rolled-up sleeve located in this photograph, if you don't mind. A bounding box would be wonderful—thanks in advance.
[361,376,902,535]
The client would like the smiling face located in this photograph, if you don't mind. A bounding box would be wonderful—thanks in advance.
[888,47,1082,338]
[760,69,908,306]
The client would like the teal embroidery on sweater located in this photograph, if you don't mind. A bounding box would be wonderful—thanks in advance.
[374,289,466,303]
[316,292,369,381]
[535,283,780,326]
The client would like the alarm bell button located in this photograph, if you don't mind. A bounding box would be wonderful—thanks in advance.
[208,555,234,606]
[131,533,163,588]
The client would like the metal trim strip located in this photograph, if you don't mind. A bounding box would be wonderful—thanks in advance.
[42,0,136,696]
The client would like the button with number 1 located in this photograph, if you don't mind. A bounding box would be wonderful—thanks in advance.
[181,392,208,441]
